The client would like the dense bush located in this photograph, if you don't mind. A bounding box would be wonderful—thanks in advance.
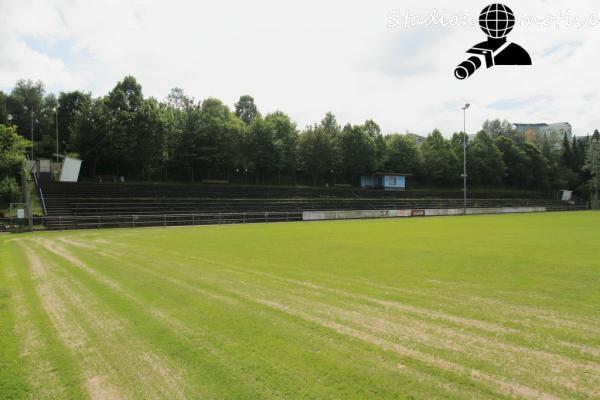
[0,176,20,203]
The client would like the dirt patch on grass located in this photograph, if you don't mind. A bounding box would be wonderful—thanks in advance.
[22,244,123,400]
[58,237,97,250]
[85,375,123,400]
[253,296,561,400]
[31,239,192,399]
[355,277,600,339]
[304,297,600,397]
[4,262,68,399]
[201,270,597,399]
[97,247,239,306]
[207,266,600,392]
[101,244,598,398]
[26,232,600,399]
[283,279,600,396]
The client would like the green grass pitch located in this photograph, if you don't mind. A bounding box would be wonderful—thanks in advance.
[1,211,599,399]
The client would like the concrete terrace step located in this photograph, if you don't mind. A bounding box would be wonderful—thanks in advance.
[37,182,584,229]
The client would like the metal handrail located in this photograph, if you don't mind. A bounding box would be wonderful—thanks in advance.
[33,211,302,231]
[0,204,589,233]
[25,154,48,216]
[32,170,48,215]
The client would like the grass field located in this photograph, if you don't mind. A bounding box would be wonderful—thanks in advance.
[1,212,599,399]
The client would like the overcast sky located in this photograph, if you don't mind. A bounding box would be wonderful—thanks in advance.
[1,0,598,136]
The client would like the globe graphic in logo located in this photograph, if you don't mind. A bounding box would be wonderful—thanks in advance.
[479,3,515,39]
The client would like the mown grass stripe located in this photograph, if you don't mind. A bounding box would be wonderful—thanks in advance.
[28,241,196,400]
[0,240,29,400]
[37,234,494,396]
[30,240,282,400]
[99,228,600,337]
[78,233,593,396]
[57,238,518,399]
[8,241,88,400]
[89,238,600,398]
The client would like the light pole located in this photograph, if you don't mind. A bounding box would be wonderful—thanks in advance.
[462,103,470,215]
[55,108,59,163]
[595,148,599,201]
[23,106,34,160]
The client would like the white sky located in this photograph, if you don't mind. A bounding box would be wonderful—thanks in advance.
[1,0,599,136]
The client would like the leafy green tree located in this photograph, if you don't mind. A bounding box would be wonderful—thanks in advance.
[0,124,30,177]
[450,132,468,161]
[519,143,550,189]
[9,75,597,191]
[246,115,279,183]
[35,93,61,157]
[264,111,298,182]
[171,100,202,180]
[570,135,587,173]
[0,124,30,203]
[537,132,562,189]
[103,76,145,174]
[85,76,170,178]
[57,91,91,152]
[71,97,111,176]
[583,131,600,200]
[421,129,459,184]
[133,98,167,179]
[0,176,20,204]
[576,136,588,169]
[482,119,521,141]
[0,91,8,125]
[6,79,45,139]
[298,124,339,186]
[166,87,194,110]
[234,95,259,124]
[495,136,530,187]
[535,132,583,191]
[560,133,575,170]
[384,134,422,175]
[338,124,377,181]
[158,88,195,178]
[320,112,341,138]
[4,80,63,158]
[170,90,246,181]
[540,133,554,161]
[467,131,505,185]
[195,98,245,179]
[364,119,386,171]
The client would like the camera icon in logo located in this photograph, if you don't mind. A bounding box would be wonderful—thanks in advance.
[455,4,531,80]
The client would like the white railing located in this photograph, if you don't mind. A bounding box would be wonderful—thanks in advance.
[0,205,588,233]
[26,211,302,231]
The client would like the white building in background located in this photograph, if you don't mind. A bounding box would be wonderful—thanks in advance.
[513,122,572,148]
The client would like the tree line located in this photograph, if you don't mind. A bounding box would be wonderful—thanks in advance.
[1,76,599,202]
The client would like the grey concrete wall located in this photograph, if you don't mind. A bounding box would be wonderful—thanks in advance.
[302,207,547,221]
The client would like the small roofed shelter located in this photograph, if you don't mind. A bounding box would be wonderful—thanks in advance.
[360,173,411,190]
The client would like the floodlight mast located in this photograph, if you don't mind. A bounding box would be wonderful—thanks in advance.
[462,103,470,216]
[24,106,34,160]
[55,108,59,163]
